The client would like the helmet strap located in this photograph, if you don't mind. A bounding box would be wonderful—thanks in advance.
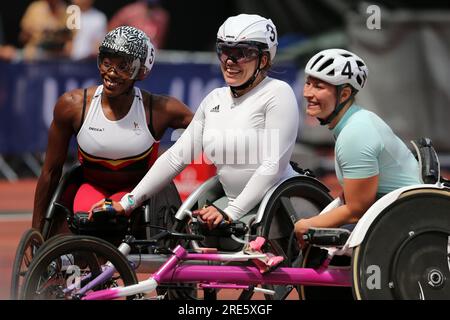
[125,82,135,95]
[317,85,356,126]
[130,59,141,80]
[229,51,263,98]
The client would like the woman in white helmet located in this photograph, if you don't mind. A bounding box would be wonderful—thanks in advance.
[91,14,300,229]
[294,48,421,246]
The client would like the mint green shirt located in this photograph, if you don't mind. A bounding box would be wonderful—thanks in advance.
[332,105,421,197]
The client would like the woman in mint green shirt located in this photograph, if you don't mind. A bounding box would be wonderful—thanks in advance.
[295,48,421,247]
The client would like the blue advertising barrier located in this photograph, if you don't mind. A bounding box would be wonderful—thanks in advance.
[0,59,302,154]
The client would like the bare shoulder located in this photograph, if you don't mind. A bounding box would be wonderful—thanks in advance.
[53,87,96,128]
[141,90,192,130]
[141,90,189,112]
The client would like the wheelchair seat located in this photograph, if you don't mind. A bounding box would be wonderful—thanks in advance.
[42,164,182,246]
[13,164,182,300]
[168,166,334,300]
[41,165,84,239]
[173,164,334,257]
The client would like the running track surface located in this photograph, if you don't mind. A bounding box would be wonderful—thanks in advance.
[0,179,36,299]
[0,177,343,300]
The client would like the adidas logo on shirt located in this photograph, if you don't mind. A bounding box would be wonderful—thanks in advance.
[210,105,220,112]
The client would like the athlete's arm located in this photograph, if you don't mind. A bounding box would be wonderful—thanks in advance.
[32,91,81,231]
[147,93,193,140]
[164,96,194,129]
[224,83,299,220]
[297,175,378,227]
[294,175,378,246]
[97,100,205,215]
[294,122,381,244]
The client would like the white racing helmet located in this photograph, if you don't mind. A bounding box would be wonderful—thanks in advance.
[217,13,278,61]
[217,14,278,95]
[305,49,369,125]
[99,26,156,80]
[305,48,368,91]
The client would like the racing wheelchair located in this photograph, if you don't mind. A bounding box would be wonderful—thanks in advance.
[10,164,182,299]
[19,161,335,300]
[19,138,450,300]
[19,180,450,300]
[159,145,449,300]
[165,162,334,299]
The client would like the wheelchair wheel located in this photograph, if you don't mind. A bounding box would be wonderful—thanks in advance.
[10,228,44,300]
[168,175,333,300]
[256,176,334,300]
[10,231,73,300]
[299,246,353,300]
[21,235,138,300]
[352,189,450,300]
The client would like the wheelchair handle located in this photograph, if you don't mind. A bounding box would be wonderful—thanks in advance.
[124,230,205,246]
[193,219,248,237]
[303,227,351,246]
[205,200,231,223]
[189,203,230,229]
[192,213,230,230]
[91,198,116,220]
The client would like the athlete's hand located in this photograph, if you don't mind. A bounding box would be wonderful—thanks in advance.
[88,199,126,221]
[294,219,312,249]
[192,206,224,230]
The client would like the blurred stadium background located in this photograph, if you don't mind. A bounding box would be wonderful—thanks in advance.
[0,0,449,299]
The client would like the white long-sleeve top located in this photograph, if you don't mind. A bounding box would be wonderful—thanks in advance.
[120,77,299,220]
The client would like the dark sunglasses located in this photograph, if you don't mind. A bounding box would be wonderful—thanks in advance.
[216,42,261,64]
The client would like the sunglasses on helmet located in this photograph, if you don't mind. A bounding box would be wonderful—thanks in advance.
[216,42,262,64]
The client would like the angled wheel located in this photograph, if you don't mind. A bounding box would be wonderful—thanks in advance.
[168,175,333,300]
[10,231,73,300]
[21,235,138,300]
[352,189,450,300]
[10,228,44,300]
[256,176,333,300]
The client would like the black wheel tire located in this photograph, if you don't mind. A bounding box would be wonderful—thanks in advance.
[257,176,333,300]
[352,189,450,300]
[21,235,138,300]
[10,228,44,300]
[10,231,74,300]
[167,176,333,300]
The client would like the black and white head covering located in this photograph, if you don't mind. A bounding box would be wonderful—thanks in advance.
[99,26,155,80]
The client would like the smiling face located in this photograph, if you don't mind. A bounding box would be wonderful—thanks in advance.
[220,57,260,87]
[217,42,268,88]
[98,54,135,97]
[303,76,338,119]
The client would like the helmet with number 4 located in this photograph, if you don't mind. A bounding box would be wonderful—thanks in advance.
[99,26,155,80]
[217,14,278,61]
[305,48,368,91]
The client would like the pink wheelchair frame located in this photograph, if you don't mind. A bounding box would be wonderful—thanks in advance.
[82,237,351,300]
